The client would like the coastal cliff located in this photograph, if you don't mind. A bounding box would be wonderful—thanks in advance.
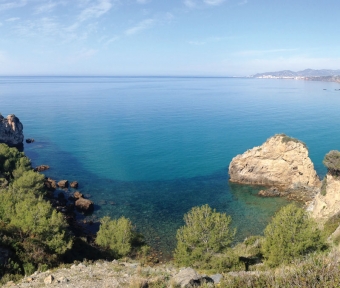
[0,114,24,147]
[310,150,340,221]
[228,134,320,193]
[310,173,340,220]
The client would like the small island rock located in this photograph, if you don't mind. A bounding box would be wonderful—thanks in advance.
[229,134,320,190]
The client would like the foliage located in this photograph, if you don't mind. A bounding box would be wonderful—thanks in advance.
[96,216,134,258]
[0,144,72,278]
[11,170,45,195]
[323,150,340,174]
[262,203,325,267]
[323,212,340,239]
[222,249,340,288]
[321,176,327,196]
[277,133,307,148]
[174,204,236,268]
[0,144,31,180]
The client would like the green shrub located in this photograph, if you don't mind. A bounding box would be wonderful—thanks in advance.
[96,216,134,258]
[323,150,340,174]
[278,134,307,148]
[323,212,340,239]
[262,204,325,267]
[173,204,236,267]
[11,170,45,195]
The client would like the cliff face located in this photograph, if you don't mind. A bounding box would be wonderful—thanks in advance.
[0,114,24,147]
[228,135,320,190]
[310,174,340,220]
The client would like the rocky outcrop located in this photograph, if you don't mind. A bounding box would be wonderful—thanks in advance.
[229,134,320,192]
[70,181,78,188]
[0,114,24,147]
[57,180,69,189]
[75,197,94,213]
[310,174,340,221]
[34,165,50,172]
[44,178,57,191]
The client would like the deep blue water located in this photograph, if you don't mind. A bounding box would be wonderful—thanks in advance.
[1,76,340,257]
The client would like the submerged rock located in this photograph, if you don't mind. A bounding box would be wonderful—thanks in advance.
[229,134,320,191]
[0,114,24,147]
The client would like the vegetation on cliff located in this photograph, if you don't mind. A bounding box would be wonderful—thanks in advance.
[323,150,340,175]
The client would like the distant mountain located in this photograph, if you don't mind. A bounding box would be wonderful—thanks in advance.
[252,69,340,78]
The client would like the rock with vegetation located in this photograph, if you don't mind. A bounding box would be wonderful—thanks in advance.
[310,150,340,221]
[229,134,320,194]
[0,114,24,147]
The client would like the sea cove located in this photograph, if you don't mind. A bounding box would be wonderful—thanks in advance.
[1,76,340,257]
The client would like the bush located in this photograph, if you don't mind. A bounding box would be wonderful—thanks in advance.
[96,216,134,258]
[323,150,340,174]
[262,204,325,267]
[173,204,236,267]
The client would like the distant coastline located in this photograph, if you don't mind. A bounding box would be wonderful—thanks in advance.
[252,69,340,84]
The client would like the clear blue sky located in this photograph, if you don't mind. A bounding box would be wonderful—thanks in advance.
[1,0,340,76]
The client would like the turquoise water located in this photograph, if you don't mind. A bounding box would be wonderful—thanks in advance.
[1,76,340,257]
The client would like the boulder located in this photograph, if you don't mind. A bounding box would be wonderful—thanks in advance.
[0,114,24,147]
[34,165,50,172]
[44,275,54,284]
[44,178,57,191]
[58,180,69,189]
[25,138,34,143]
[73,191,83,199]
[70,181,78,188]
[229,134,320,190]
[75,197,94,213]
[172,268,213,288]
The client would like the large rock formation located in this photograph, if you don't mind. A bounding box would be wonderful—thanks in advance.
[0,114,24,147]
[229,134,320,191]
[310,174,340,221]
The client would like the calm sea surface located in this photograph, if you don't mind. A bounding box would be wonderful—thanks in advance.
[1,76,340,257]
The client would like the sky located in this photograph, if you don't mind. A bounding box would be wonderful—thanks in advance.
[1,0,340,76]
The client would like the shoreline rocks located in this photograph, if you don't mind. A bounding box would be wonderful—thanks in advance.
[229,134,320,197]
[0,114,24,147]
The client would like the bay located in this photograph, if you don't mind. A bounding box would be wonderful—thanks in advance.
[1,76,339,257]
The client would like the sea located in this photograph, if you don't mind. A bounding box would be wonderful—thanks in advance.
[1,76,340,258]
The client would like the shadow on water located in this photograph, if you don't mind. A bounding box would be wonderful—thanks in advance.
[24,141,290,259]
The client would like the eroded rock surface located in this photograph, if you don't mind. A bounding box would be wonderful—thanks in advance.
[310,174,340,221]
[229,134,320,190]
[0,114,24,147]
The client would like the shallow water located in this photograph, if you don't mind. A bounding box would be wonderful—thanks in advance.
[1,76,339,256]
